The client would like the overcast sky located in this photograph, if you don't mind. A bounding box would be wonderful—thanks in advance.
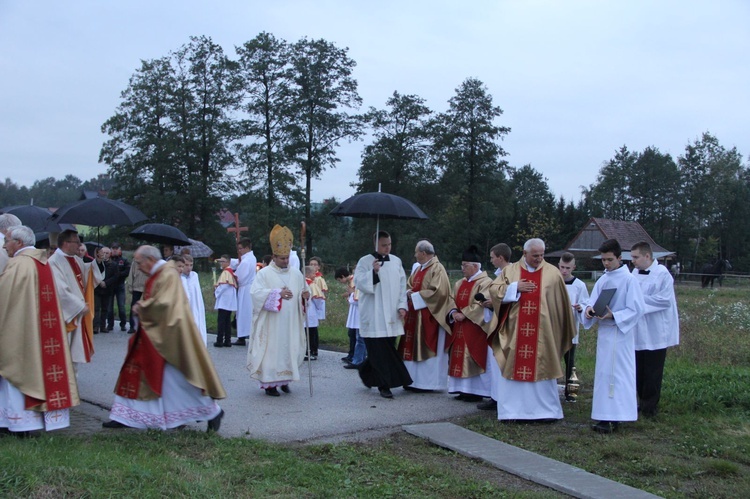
[1,1,748,205]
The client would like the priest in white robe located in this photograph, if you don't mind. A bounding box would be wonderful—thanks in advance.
[48,229,100,365]
[247,225,309,396]
[583,238,645,434]
[0,226,79,434]
[489,238,575,422]
[400,240,452,391]
[354,231,412,399]
[231,237,256,346]
[103,246,225,431]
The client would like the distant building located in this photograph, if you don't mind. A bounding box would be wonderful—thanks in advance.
[547,217,674,269]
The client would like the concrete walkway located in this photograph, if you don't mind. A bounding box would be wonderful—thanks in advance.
[404,422,660,499]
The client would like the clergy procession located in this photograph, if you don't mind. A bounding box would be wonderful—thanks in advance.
[1,213,679,439]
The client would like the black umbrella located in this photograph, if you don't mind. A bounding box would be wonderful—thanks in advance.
[329,191,428,221]
[84,241,104,257]
[129,223,191,246]
[175,238,213,258]
[1,205,76,233]
[330,190,428,249]
[48,197,147,227]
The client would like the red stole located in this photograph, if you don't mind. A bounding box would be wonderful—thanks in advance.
[114,268,166,399]
[65,256,93,362]
[512,267,543,382]
[400,267,439,360]
[26,259,74,410]
[447,279,488,377]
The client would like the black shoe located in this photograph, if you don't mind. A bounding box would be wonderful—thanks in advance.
[265,388,280,397]
[127,329,135,334]
[93,329,99,335]
[223,341,232,348]
[102,420,130,429]
[311,355,318,361]
[107,327,114,332]
[101,329,110,334]
[280,385,290,393]
[343,362,360,370]
[403,386,432,393]
[233,338,246,346]
[461,394,484,403]
[213,342,224,348]
[592,421,619,434]
[379,387,393,399]
[207,409,224,432]
[477,399,497,411]
[341,356,352,362]
[120,325,127,332]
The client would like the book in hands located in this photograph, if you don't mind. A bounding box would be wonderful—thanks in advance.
[593,288,616,317]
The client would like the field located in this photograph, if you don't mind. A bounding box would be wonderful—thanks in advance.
[1,272,748,497]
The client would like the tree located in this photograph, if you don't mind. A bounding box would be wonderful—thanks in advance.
[583,145,638,220]
[100,36,241,239]
[235,32,301,232]
[430,78,512,261]
[510,165,558,250]
[0,178,31,207]
[286,38,364,254]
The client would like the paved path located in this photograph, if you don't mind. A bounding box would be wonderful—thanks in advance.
[72,331,485,442]
[404,422,660,499]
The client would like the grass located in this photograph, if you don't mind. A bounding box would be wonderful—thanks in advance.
[4,271,749,497]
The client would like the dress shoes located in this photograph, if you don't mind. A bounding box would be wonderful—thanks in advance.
[280,385,290,393]
[265,387,280,397]
[477,399,497,411]
[93,329,99,335]
[213,342,224,348]
[102,420,130,429]
[461,394,484,403]
[341,356,352,363]
[592,421,619,434]
[343,362,360,370]
[379,387,393,399]
[403,386,431,393]
[223,341,232,348]
[207,409,224,432]
[233,338,246,346]
[120,325,127,332]
[127,329,135,334]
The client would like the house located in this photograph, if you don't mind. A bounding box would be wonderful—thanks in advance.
[547,218,674,267]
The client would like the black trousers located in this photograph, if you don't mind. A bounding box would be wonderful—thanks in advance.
[359,337,412,390]
[217,309,232,344]
[306,327,319,356]
[635,348,667,416]
[129,290,143,331]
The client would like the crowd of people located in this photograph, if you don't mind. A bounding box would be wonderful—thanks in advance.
[0,215,680,437]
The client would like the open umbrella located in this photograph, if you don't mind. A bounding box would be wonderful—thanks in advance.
[175,238,213,258]
[1,205,76,233]
[329,187,428,249]
[47,197,147,227]
[129,223,191,246]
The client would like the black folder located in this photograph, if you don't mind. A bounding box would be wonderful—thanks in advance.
[593,288,616,317]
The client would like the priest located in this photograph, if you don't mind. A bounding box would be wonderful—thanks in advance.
[0,225,79,434]
[489,238,575,422]
[446,245,498,402]
[48,229,100,365]
[103,245,226,431]
[399,240,453,392]
[246,225,309,396]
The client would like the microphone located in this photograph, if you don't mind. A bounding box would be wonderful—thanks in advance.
[474,292,486,302]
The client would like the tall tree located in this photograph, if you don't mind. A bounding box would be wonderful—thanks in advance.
[235,32,300,232]
[0,178,30,207]
[510,165,558,250]
[583,145,638,220]
[100,36,240,239]
[286,37,364,254]
[430,78,511,260]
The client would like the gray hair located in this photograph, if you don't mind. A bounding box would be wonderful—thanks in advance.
[523,238,545,252]
[135,245,162,261]
[416,240,435,255]
[7,225,35,247]
[0,214,22,233]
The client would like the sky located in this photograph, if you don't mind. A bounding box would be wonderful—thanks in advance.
[1,1,748,205]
